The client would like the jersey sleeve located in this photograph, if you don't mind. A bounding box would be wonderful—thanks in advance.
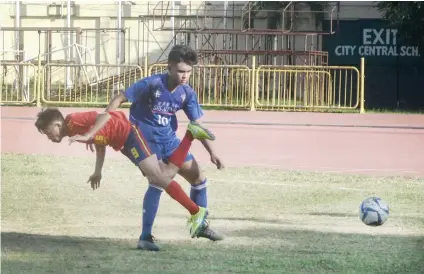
[67,112,97,127]
[123,79,150,103]
[65,112,97,137]
[183,86,204,121]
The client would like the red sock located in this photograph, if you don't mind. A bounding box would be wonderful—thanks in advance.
[166,180,199,215]
[167,131,193,168]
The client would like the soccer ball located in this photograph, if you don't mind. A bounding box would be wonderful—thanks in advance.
[359,197,390,226]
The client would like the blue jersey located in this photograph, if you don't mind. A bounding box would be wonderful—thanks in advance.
[124,73,203,143]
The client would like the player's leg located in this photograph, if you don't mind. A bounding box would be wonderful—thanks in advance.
[136,139,184,251]
[161,138,208,208]
[138,142,166,251]
[121,141,162,251]
[135,124,217,250]
[179,156,207,207]
[136,136,210,248]
[159,121,216,178]
[178,156,225,241]
[139,157,208,239]
[132,137,195,251]
[123,125,208,239]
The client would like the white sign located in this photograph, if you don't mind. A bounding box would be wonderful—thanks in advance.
[334,28,420,57]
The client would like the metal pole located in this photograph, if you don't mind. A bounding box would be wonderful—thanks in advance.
[250,55,256,111]
[66,0,72,89]
[147,2,150,57]
[15,0,20,58]
[137,18,140,65]
[114,0,122,90]
[2,27,81,31]
[360,57,366,114]
[15,0,28,100]
[171,0,175,45]
[223,1,228,50]
[117,0,122,65]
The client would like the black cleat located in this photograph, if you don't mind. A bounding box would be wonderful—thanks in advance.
[137,235,160,251]
[197,222,225,241]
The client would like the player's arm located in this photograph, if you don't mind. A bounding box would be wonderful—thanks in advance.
[94,144,106,174]
[199,137,224,169]
[86,112,111,139]
[105,79,150,112]
[88,144,106,190]
[84,144,106,190]
[199,139,216,155]
[68,112,112,144]
[105,92,127,112]
[183,89,224,169]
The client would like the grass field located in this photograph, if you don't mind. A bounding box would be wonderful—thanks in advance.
[2,153,424,274]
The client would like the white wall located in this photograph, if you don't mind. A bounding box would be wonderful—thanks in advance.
[0,1,192,64]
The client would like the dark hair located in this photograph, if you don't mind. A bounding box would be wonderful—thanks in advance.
[35,108,64,133]
[168,45,198,66]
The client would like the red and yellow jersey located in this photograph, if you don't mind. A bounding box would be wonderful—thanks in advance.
[64,111,131,151]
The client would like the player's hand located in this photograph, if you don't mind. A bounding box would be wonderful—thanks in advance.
[210,154,225,170]
[87,172,102,190]
[86,143,95,153]
[68,134,92,145]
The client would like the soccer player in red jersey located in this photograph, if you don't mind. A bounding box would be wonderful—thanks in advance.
[34,108,215,242]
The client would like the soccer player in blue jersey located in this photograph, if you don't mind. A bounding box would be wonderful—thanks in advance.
[104,45,224,251]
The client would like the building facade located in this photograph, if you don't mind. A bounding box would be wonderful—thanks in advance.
[1,1,422,109]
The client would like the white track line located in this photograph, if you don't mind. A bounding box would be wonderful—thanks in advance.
[212,178,365,192]
[323,168,419,174]
[223,161,420,175]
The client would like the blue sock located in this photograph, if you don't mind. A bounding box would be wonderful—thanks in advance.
[140,185,163,240]
[190,179,208,208]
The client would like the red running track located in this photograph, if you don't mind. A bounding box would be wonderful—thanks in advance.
[1,106,424,177]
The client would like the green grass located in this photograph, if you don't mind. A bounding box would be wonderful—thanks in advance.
[2,153,424,274]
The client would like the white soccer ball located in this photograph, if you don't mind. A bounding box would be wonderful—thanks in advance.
[359,196,390,226]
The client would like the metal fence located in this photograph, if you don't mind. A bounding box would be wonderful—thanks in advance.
[255,65,360,111]
[0,57,365,112]
[149,64,251,108]
[40,63,143,106]
[0,62,38,105]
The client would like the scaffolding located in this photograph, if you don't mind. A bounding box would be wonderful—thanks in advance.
[1,26,135,104]
[0,27,129,64]
[138,1,340,66]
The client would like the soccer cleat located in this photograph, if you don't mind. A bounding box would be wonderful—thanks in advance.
[187,121,215,141]
[197,222,225,241]
[137,235,160,251]
[188,207,208,238]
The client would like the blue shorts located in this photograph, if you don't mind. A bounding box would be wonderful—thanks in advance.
[157,138,194,164]
[121,125,194,166]
[121,124,157,165]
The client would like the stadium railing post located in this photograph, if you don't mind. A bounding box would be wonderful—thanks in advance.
[144,55,148,78]
[250,55,256,111]
[36,54,42,108]
[360,57,365,114]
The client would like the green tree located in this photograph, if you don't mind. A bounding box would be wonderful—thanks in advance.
[376,1,424,52]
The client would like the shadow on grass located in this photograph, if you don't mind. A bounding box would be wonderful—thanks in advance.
[2,229,424,274]
[163,211,359,226]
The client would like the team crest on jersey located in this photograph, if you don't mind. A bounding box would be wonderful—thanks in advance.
[154,90,161,98]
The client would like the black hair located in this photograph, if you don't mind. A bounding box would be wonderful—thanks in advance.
[168,45,198,66]
[35,108,64,133]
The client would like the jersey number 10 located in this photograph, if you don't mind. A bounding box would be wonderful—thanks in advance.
[157,114,170,126]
